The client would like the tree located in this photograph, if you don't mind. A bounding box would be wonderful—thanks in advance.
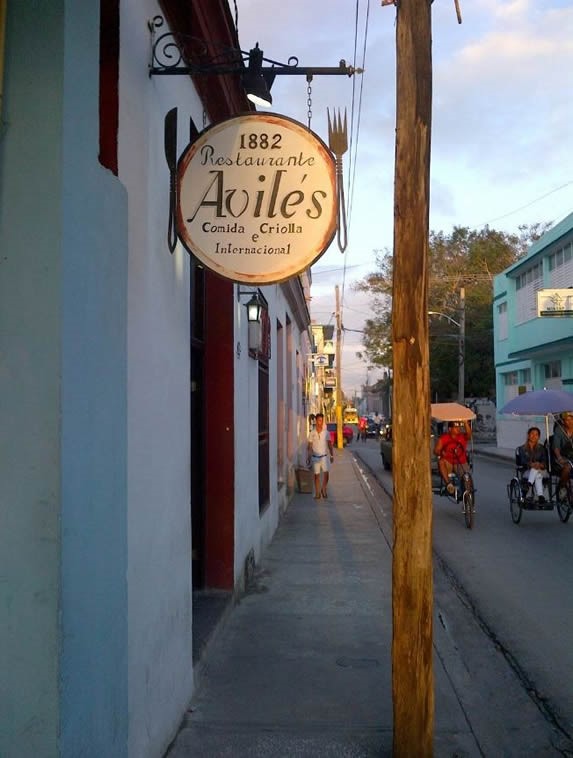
[355,224,549,400]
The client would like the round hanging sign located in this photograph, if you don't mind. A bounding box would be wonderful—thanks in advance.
[176,113,337,284]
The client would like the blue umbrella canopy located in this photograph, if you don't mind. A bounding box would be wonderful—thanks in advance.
[500,388,573,416]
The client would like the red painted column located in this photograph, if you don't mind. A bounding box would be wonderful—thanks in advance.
[204,271,235,589]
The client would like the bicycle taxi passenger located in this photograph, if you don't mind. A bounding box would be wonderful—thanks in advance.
[434,419,472,495]
[552,411,573,502]
[517,426,547,504]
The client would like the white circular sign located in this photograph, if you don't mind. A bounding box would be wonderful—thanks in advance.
[177,113,337,284]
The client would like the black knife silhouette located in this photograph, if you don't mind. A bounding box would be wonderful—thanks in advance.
[164,108,178,253]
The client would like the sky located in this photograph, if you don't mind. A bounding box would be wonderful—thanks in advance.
[235,0,573,397]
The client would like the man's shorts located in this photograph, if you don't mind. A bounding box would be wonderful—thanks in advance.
[312,454,330,474]
[554,457,573,475]
[442,459,470,477]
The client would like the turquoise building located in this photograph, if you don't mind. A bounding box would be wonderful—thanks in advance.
[493,211,573,448]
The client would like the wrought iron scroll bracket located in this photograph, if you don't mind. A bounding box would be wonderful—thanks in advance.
[147,15,362,79]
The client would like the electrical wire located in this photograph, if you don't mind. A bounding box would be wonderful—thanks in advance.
[476,181,573,227]
[340,0,371,330]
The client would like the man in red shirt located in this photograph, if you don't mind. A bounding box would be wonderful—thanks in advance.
[434,420,472,495]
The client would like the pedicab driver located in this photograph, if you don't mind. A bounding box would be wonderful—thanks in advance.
[553,411,573,502]
[434,419,472,495]
[307,413,334,500]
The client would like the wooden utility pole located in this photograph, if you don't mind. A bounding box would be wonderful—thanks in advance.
[335,285,343,449]
[391,0,434,755]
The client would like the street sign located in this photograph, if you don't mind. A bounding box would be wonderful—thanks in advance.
[537,289,573,317]
[314,354,328,366]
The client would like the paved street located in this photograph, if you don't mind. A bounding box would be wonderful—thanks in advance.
[352,438,573,744]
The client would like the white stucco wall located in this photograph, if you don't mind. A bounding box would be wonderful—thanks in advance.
[497,416,541,450]
[233,287,308,582]
[234,291,276,578]
[117,3,203,757]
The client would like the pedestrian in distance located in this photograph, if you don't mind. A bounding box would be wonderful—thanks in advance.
[307,412,334,499]
[517,426,547,503]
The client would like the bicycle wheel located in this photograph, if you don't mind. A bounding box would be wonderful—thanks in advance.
[508,479,523,525]
[463,489,474,529]
[556,481,572,524]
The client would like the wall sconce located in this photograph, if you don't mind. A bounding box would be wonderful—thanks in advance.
[148,16,362,106]
[242,43,274,108]
[238,289,266,357]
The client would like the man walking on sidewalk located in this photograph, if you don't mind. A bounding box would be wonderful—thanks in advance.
[307,412,334,499]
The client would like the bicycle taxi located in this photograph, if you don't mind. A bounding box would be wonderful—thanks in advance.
[500,389,573,525]
[430,402,477,529]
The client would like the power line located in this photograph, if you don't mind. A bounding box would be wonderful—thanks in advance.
[340,0,371,338]
[476,181,573,227]
[310,262,367,276]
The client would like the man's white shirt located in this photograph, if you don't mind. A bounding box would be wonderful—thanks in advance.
[308,429,330,456]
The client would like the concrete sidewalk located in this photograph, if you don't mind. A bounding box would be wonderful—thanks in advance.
[166,448,568,757]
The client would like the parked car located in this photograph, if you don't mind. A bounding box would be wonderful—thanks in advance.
[380,425,393,470]
[379,418,443,472]
[366,419,381,438]
[326,422,353,446]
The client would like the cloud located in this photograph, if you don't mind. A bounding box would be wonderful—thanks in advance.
[236,0,573,388]
[429,2,573,228]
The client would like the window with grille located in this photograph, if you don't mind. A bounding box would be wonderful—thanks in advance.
[548,242,573,288]
[543,361,561,379]
[497,301,508,340]
[515,263,543,324]
[504,371,518,385]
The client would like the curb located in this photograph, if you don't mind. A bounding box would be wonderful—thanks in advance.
[473,448,513,463]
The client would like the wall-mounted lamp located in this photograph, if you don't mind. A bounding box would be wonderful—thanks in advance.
[237,289,264,322]
[238,289,266,357]
[245,293,263,324]
[148,16,362,107]
[242,43,274,108]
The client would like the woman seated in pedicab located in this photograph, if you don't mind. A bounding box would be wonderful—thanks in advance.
[516,426,547,504]
[434,419,472,495]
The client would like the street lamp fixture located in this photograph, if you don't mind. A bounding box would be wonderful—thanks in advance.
[244,292,263,323]
[242,43,273,108]
[147,15,363,104]
[427,311,460,328]
[238,289,266,356]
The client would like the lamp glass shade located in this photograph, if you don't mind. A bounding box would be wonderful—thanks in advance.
[245,78,272,108]
[246,294,262,323]
[244,44,273,108]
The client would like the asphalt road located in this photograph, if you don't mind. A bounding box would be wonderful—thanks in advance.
[351,438,573,746]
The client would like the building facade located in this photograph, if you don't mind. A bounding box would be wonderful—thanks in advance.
[493,211,573,448]
[0,2,311,756]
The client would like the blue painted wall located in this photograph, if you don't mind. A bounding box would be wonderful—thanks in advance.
[0,3,128,755]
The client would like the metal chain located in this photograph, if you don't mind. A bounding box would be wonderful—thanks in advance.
[203,109,207,129]
[306,75,313,130]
